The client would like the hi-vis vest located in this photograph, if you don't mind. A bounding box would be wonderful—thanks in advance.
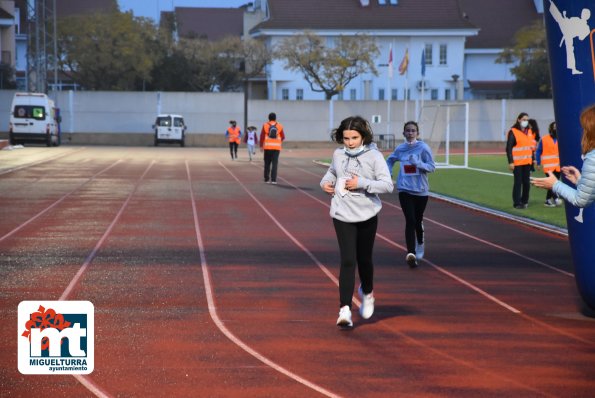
[540,135,560,173]
[263,122,282,151]
[227,126,241,144]
[511,127,534,166]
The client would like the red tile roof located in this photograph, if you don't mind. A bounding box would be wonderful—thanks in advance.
[458,0,542,49]
[175,7,244,40]
[253,0,476,31]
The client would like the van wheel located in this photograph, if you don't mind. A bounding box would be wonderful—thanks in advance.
[180,135,185,147]
[46,134,52,147]
[154,137,159,146]
[9,132,16,145]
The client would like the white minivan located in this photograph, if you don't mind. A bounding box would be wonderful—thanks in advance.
[9,92,61,146]
[152,114,186,147]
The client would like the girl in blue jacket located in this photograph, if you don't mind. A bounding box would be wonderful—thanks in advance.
[386,121,436,268]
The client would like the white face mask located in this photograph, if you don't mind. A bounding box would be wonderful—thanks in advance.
[344,145,365,156]
[520,120,529,129]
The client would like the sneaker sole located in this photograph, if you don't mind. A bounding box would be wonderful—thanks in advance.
[336,320,353,328]
[406,255,418,268]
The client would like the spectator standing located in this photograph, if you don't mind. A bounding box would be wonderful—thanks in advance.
[386,121,436,268]
[260,113,285,184]
[320,116,393,328]
[226,120,242,160]
[532,104,595,208]
[506,112,536,209]
[535,121,562,207]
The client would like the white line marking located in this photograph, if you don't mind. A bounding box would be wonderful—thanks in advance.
[60,160,155,301]
[0,160,122,243]
[188,161,341,398]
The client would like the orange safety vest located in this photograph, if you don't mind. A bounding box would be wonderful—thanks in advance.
[511,127,534,166]
[527,128,537,151]
[540,135,560,173]
[227,126,241,144]
[263,122,283,151]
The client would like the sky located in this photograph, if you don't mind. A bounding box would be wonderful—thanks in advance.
[118,0,249,22]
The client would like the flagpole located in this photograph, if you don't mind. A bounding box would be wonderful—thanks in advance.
[387,44,393,136]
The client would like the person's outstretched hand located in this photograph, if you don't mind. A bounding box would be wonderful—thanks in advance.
[531,171,558,190]
[561,165,581,185]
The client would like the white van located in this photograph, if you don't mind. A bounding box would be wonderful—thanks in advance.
[9,92,61,146]
[152,114,186,147]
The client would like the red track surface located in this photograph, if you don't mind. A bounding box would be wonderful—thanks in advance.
[1,146,594,397]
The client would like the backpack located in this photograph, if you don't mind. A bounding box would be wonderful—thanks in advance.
[268,123,278,139]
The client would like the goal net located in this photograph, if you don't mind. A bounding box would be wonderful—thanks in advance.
[418,102,469,168]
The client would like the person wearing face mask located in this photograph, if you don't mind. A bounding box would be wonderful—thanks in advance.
[320,115,394,329]
[535,121,562,207]
[386,121,436,268]
[506,112,536,209]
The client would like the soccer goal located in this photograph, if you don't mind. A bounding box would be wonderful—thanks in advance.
[418,102,469,168]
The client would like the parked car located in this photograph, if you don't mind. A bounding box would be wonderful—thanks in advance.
[9,92,61,146]
[153,114,186,147]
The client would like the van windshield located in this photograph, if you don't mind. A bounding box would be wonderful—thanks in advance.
[13,106,46,120]
[156,117,172,127]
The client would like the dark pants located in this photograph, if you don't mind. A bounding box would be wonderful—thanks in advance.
[398,192,428,255]
[229,142,238,159]
[333,216,378,308]
[263,150,280,182]
[512,164,531,206]
[545,170,561,200]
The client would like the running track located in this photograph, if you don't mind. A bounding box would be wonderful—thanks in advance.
[1,146,594,397]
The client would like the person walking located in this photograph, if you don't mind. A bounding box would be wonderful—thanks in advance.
[386,121,436,268]
[535,121,562,207]
[226,120,242,160]
[321,116,394,328]
[244,126,258,161]
[260,112,285,184]
[532,104,595,208]
[506,112,536,209]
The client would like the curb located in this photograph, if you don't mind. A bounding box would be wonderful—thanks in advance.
[0,140,8,150]
[312,160,568,237]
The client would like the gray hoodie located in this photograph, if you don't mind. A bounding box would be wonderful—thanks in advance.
[320,146,394,223]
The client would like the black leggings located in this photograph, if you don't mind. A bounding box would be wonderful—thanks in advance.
[229,142,238,158]
[398,192,428,255]
[333,216,378,308]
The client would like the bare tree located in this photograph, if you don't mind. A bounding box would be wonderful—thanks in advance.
[276,32,379,99]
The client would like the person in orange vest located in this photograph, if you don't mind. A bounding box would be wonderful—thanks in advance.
[225,120,242,160]
[535,121,562,207]
[506,112,536,209]
[260,112,285,184]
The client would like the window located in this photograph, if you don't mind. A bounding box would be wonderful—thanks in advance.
[282,88,289,100]
[445,89,451,101]
[174,117,185,127]
[156,116,171,127]
[378,0,386,4]
[296,89,304,100]
[350,89,357,100]
[338,91,344,100]
[424,43,433,66]
[379,88,385,101]
[14,106,46,120]
[391,89,398,100]
[439,44,447,65]
[431,89,438,100]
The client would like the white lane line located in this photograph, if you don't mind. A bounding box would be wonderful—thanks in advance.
[0,160,123,243]
[275,168,520,314]
[60,160,155,301]
[297,166,572,277]
[61,161,155,398]
[0,147,86,176]
[188,161,341,398]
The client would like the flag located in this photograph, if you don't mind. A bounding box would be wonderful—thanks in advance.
[398,48,409,76]
[421,49,426,77]
[388,45,393,79]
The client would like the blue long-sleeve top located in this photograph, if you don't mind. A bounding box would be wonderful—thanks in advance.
[386,140,435,196]
[553,150,595,208]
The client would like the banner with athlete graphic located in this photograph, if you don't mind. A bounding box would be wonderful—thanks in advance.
[543,0,595,309]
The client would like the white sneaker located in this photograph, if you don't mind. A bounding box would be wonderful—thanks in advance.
[336,305,353,328]
[358,285,375,319]
[406,253,418,268]
[555,198,563,206]
[415,242,425,260]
